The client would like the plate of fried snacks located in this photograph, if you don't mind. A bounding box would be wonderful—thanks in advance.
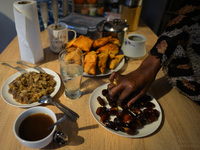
[89,83,162,138]
[66,35,125,77]
[1,68,61,108]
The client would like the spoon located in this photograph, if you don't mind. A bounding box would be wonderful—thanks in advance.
[17,61,46,73]
[51,0,58,29]
[39,95,79,122]
[48,115,66,130]
[2,62,28,74]
[62,0,68,17]
[54,131,68,145]
[40,2,48,29]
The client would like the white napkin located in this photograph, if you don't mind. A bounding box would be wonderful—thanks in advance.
[13,1,44,64]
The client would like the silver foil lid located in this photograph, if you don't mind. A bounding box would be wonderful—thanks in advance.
[124,0,143,8]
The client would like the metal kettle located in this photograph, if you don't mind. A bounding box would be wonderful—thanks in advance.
[103,19,129,45]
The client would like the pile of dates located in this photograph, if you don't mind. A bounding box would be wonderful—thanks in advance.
[96,89,160,135]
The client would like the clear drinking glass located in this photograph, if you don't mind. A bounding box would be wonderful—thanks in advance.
[59,48,84,100]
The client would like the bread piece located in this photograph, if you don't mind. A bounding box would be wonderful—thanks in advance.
[84,51,97,75]
[72,35,93,52]
[93,36,112,48]
[98,52,109,74]
[97,43,119,55]
[109,54,124,69]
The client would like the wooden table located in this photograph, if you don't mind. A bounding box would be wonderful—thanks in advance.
[0,22,200,150]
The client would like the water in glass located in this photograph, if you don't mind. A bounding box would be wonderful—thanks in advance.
[60,64,83,99]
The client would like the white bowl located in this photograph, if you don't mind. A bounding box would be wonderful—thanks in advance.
[121,33,146,58]
[13,106,57,149]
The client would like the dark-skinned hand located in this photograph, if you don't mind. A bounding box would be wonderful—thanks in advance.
[107,54,161,107]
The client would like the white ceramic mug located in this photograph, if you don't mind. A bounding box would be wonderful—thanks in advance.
[13,106,57,149]
[121,33,146,58]
[47,22,77,53]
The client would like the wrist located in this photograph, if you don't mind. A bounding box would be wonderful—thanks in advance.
[140,54,161,75]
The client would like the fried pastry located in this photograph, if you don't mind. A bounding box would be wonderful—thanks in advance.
[64,48,82,65]
[109,54,124,69]
[66,38,77,49]
[84,51,97,75]
[93,36,112,48]
[66,35,93,52]
[98,52,109,74]
[97,43,119,55]
[109,53,116,59]
[109,38,121,47]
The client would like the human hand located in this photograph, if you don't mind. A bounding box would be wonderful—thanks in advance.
[107,55,161,107]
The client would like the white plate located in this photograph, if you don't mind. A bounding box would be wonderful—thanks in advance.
[1,68,61,108]
[83,58,125,77]
[89,83,162,138]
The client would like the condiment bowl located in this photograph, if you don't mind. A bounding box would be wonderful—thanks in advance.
[13,106,57,149]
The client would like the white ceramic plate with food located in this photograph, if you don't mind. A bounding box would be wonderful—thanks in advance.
[89,83,162,138]
[1,68,61,108]
[83,58,125,77]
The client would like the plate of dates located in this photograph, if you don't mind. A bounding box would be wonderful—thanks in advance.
[89,83,162,138]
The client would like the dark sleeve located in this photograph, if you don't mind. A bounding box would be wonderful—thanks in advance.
[149,5,200,65]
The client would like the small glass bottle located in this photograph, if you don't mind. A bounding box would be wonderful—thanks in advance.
[81,4,89,15]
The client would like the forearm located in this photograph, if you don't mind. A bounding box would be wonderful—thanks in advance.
[139,54,162,77]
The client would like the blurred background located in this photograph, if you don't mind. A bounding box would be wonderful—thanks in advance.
[0,0,183,54]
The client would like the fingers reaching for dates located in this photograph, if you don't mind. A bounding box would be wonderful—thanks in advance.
[95,88,160,135]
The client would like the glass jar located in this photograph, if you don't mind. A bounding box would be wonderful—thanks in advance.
[121,0,143,31]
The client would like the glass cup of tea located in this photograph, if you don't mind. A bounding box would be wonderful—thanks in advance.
[59,47,84,100]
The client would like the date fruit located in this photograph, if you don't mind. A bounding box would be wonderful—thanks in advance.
[95,88,160,135]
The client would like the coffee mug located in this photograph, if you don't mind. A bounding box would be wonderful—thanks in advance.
[121,33,146,58]
[47,22,77,53]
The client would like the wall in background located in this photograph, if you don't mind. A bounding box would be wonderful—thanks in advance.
[140,0,169,35]
[141,0,183,36]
